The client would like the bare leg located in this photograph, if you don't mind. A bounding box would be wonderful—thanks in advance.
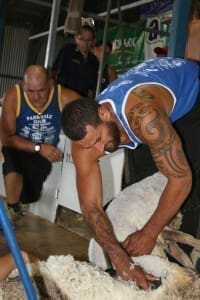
[166,240,194,268]
[0,251,29,282]
[162,228,200,251]
[4,172,23,205]
[0,254,16,281]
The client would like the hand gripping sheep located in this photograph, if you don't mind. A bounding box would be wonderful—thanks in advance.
[88,172,200,299]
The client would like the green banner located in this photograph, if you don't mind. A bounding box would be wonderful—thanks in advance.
[97,21,146,74]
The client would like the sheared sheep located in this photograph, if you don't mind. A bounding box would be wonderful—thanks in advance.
[88,171,200,298]
[1,172,200,299]
[0,254,199,300]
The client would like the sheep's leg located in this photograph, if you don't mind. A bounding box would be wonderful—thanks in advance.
[165,240,194,268]
[162,228,200,251]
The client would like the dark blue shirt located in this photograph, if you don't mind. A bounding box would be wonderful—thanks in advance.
[16,84,61,146]
[53,43,98,97]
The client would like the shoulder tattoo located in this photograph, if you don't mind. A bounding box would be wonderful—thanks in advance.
[127,100,189,178]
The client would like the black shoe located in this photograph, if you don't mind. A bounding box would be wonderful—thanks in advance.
[6,204,23,221]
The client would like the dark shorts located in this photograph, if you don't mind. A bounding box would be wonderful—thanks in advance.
[2,147,52,203]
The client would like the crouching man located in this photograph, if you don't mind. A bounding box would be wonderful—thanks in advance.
[0,65,80,220]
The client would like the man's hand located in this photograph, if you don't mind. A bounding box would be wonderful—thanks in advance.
[114,255,157,290]
[39,144,63,162]
[123,229,156,256]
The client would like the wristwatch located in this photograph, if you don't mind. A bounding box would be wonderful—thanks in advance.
[34,143,41,152]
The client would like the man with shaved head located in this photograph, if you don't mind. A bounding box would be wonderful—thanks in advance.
[0,65,80,220]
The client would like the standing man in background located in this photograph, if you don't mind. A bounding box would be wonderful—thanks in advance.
[52,25,98,98]
[0,65,80,220]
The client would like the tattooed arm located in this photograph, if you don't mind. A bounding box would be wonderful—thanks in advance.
[72,142,157,289]
[123,85,192,256]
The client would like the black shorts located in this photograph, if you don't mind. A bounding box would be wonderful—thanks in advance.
[2,147,52,203]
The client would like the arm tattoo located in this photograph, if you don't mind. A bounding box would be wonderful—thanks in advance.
[127,101,189,178]
[131,87,154,101]
[85,207,121,255]
[150,131,189,178]
[127,102,164,141]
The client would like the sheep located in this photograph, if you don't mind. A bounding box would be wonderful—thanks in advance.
[1,172,200,299]
[89,171,200,298]
[0,254,199,300]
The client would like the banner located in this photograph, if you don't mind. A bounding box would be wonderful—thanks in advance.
[144,14,170,59]
[97,21,146,74]
[97,15,170,74]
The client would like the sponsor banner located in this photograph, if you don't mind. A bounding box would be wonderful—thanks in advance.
[97,21,146,74]
[97,15,170,74]
[144,14,170,59]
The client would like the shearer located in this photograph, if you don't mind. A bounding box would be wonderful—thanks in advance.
[61,57,200,290]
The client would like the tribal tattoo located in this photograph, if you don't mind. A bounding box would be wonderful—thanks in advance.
[131,87,154,101]
[86,207,122,255]
[127,96,189,178]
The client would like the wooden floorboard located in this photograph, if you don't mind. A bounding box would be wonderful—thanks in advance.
[0,212,89,262]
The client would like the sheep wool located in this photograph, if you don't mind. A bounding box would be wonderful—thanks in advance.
[1,254,199,300]
[34,255,200,300]
[89,172,200,299]
[1,173,200,299]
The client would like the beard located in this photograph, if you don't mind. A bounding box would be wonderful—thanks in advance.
[104,121,121,152]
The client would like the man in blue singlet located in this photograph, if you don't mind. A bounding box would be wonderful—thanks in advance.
[0,65,80,220]
[61,57,200,290]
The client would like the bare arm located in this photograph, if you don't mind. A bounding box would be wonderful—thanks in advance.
[108,65,118,83]
[124,87,192,255]
[0,86,36,152]
[60,86,81,109]
[185,20,200,61]
[0,251,29,282]
[72,143,157,289]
